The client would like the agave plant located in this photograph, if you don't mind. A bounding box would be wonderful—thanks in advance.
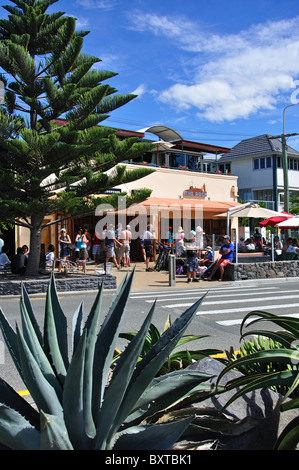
[0,270,222,450]
[115,314,222,375]
[218,310,299,450]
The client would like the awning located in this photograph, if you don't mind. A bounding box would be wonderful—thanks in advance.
[116,197,240,219]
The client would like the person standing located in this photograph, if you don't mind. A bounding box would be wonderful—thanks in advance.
[105,224,122,269]
[205,235,234,282]
[143,224,155,271]
[58,229,71,271]
[175,226,185,257]
[185,230,200,283]
[118,224,132,268]
[92,231,102,263]
[75,228,88,269]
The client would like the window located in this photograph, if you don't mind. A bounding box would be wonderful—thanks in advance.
[266,156,272,168]
[253,159,259,170]
[260,158,265,169]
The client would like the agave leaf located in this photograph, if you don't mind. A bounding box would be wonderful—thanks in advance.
[0,377,40,430]
[112,416,194,450]
[126,370,216,425]
[94,302,156,449]
[21,284,43,346]
[63,329,90,449]
[81,285,103,439]
[92,270,135,417]
[0,403,40,450]
[20,297,63,401]
[43,275,68,383]
[39,411,73,450]
[0,307,22,377]
[72,301,84,356]
[111,296,206,429]
[101,296,206,449]
[16,325,63,417]
[273,416,299,450]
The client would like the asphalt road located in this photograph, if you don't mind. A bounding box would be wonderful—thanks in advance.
[1,277,299,394]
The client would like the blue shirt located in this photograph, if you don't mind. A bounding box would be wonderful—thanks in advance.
[220,242,234,262]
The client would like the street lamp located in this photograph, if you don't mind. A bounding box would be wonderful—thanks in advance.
[282,102,299,213]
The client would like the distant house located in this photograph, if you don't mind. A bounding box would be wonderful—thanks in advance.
[219,134,299,211]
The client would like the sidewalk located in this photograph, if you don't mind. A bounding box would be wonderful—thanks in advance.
[84,260,218,292]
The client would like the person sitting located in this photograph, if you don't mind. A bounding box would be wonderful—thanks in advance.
[198,246,213,266]
[45,244,55,269]
[0,247,11,270]
[245,238,256,251]
[237,237,246,252]
[282,237,298,253]
[205,235,234,282]
[11,247,27,274]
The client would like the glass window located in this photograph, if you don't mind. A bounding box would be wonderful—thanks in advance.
[266,156,272,168]
[294,159,298,170]
[260,158,265,169]
[253,159,259,170]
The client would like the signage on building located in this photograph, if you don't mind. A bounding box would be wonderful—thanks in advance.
[183,185,207,199]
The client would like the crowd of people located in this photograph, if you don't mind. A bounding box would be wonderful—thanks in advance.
[0,224,298,278]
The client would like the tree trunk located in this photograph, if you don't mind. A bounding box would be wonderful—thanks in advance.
[26,214,44,276]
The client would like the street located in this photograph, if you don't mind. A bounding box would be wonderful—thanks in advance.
[0,278,299,395]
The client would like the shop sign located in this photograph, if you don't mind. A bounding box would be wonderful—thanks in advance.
[183,185,207,199]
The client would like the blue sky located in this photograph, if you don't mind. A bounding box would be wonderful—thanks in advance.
[3,0,299,150]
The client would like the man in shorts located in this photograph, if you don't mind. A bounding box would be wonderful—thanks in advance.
[185,230,200,283]
[205,235,234,282]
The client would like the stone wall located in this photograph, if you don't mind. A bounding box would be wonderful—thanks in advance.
[225,260,299,281]
[0,274,117,296]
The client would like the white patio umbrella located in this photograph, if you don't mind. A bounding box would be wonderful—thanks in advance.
[276,216,299,228]
[214,204,285,219]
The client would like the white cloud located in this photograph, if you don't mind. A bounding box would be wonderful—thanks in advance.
[129,12,299,122]
[131,84,147,98]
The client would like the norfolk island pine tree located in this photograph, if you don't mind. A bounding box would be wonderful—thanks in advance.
[0,0,154,275]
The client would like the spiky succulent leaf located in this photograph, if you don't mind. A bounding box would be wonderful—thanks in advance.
[63,330,90,449]
[0,378,39,431]
[94,301,156,449]
[125,370,218,425]
[20,295,62,401]
[109,296,206,435]
[113,416,194,451]
[16,325,63,417]
[0,403,40,450]
[43,275,68,383]
[91,270,135,417]
[40,411,73,450]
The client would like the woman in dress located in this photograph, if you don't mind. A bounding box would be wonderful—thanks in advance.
[58,229,71,272]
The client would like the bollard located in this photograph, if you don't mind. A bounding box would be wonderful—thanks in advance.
[168,254,176,286]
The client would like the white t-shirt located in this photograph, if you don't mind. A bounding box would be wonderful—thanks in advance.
[45,252,54,267]
[0,253,10,267]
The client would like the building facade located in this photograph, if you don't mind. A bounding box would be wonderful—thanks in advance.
[218,134,299,211]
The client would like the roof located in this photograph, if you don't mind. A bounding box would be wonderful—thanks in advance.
[220,134,299,162]
[138,125,183,141]
[171,140,231,154]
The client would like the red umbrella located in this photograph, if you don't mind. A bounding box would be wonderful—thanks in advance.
[259,211,294,228]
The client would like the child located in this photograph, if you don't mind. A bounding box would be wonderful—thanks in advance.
[45,244,55,269]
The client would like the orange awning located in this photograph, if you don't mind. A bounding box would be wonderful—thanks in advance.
[117,197,240,219]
